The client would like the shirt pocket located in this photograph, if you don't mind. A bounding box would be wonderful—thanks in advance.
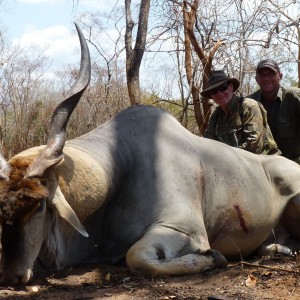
[277,119,293,138]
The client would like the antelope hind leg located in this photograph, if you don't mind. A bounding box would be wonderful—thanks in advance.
[126,226,227,276]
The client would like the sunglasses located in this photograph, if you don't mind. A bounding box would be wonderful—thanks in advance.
[209,82,230,96]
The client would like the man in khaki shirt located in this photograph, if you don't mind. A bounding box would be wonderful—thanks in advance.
[248,59,300,163]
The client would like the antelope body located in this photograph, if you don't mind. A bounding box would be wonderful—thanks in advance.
[1,24,300,285]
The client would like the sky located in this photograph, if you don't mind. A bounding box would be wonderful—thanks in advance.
[0,0,178,99]
[0,0,176,98]
[0,0,116,70]
[1,0,298,97]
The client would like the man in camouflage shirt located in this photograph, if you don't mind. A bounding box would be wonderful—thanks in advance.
[248,59,300,163]
[202,71,280,155]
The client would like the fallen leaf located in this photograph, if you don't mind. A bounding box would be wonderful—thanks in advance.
[31,286,39,292]
[245,274,257,287]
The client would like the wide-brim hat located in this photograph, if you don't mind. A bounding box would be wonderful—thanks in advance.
[201,70,240,98]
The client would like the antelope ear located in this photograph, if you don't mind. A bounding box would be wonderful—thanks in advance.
[27,150,63,178]
[52,185,89,238]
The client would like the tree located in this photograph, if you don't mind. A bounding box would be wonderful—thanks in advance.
[125,0,150,105]
[71,0,299,133]
[0,48,54,156]
[75,10,131,120]
[182,0,223,134]
[266,0,300,87]
[164,0,299,133]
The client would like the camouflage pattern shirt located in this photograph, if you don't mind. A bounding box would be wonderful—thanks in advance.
[248,86,300,161]
[204,96,281,155]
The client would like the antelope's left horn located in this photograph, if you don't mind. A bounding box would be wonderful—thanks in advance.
[27,23,91,178]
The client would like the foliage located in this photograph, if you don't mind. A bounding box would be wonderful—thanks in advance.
[0,0,299,155]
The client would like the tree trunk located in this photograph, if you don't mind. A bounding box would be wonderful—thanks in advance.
[125,0,150,105]
[182,0,224,134]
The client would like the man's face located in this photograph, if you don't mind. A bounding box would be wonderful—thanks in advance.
[255,67,282,95]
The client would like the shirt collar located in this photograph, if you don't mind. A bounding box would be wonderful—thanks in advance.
[216,95,239,117]
[228,95,240,114]
[259,87,283,102]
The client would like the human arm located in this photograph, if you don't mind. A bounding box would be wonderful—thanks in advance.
[276,88,300,159]
[239,101,267,154]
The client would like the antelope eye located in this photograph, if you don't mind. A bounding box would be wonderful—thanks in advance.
[36,199,45,213]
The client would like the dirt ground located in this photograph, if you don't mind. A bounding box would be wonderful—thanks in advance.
[1,255,300,300]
